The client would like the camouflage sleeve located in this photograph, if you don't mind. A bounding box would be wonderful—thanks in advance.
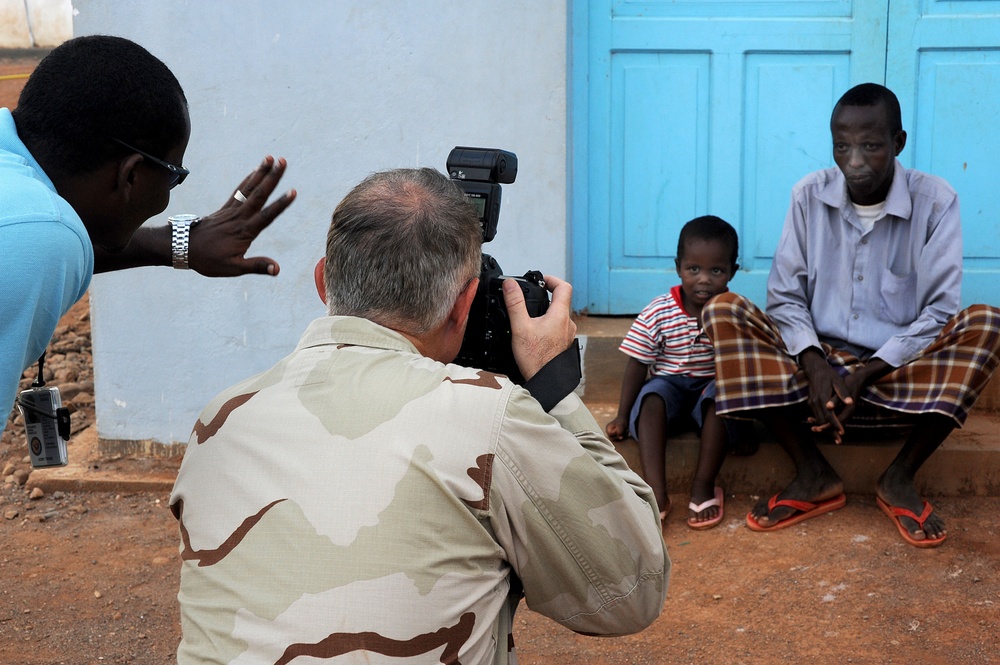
[488,388,669,635]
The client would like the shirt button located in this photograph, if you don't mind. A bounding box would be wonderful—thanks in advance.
[857,275,864,281]
[853,314,859,320]
[861,238,868,245]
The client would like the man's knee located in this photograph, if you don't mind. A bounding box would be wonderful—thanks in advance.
[703,291,752,324]
[956,304,1000,348]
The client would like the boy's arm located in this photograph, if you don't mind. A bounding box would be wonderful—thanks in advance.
[606,357,649,440]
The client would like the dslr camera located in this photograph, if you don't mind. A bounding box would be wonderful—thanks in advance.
[448,146,549,384]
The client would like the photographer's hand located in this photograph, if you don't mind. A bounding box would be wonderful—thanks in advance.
[504,274,576,381]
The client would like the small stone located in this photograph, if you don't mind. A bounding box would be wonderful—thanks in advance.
[70,504,88,514]
[1,462,14,476]
[152,556,170,566]
[29,487,44,500]
[12,469,30,486]
[712,594,722,601]
[72,393,94,406]
[93,591,102,599]
[112,611,122,620]
[4,508,19,520]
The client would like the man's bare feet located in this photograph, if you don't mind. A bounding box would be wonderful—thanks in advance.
[876,466,946,543]
[749,473,844,528]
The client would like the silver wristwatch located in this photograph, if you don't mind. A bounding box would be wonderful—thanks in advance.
[168,214,201,269]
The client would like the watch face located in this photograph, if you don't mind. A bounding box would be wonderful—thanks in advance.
[169,214,200,225]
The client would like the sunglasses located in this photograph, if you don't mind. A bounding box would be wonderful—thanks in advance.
[111,138,189,189]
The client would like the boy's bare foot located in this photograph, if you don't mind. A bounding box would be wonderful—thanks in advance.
[659,498,671,522]
[688,482,722,523]
[687,486,724,529]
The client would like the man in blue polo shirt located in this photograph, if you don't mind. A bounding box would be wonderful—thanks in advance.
[1,35,296,432]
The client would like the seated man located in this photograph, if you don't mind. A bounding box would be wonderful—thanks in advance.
[703,83,1000,547]
[170,168,669,663]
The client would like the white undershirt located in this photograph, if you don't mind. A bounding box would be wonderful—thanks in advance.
[853,200,887,235]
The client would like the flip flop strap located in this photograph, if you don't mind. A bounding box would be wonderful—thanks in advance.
[688,496,721,513]
[767,496,818,513]
[887,500,933,527]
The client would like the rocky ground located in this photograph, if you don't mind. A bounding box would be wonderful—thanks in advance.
[2,295,999,664]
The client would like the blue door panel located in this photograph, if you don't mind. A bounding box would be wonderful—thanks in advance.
[574,0,889,313]
[887,1,1000,306]
[742,56,852,269]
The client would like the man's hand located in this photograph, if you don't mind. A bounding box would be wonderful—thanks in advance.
[187,156,297,277]
[503,274,576,382]
[799,348,852,443]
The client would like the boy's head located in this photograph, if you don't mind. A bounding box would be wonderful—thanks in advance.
[676,215,739,272]
[674,215,739,310]
[830,83,906,206]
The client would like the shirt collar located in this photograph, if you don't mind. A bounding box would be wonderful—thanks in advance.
[0,107,58,194]
[818,158,913,222]
[296,315,420,355]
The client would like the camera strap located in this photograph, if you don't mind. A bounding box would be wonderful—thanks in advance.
[17,352,71,440]
[522,339,582,412]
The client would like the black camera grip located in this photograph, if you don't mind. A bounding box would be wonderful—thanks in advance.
[522,338,582,412]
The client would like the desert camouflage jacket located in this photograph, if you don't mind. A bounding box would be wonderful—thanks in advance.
[170,316,669,664]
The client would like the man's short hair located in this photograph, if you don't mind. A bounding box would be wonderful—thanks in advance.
[324,167,483,334]
[12,35,188,179]
[676,215,739,271]
[832,83,903,136]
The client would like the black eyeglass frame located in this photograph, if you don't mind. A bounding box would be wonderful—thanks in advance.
[111,137,189,189]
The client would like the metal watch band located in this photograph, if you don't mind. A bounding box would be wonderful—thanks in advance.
[168,214,200,269]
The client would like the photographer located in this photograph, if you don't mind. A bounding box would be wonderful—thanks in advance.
[2,35,294,437]
[170,167,668,664]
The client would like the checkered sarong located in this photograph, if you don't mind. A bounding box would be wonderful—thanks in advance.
[702,293,1000,427]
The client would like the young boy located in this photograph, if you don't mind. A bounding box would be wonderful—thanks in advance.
[606,215,742,529]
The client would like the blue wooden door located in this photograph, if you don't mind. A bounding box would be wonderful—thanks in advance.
[572,0,1000,313]
[886,1,1000,305]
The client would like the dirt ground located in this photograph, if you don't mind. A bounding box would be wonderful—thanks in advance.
[2,298,999,664]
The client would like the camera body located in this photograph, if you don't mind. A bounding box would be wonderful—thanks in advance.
[18,386,69,468]
[448,147,549,384]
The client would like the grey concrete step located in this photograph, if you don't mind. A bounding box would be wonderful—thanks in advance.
[575,315,1000,498]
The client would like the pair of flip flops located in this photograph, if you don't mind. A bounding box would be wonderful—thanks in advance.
[687,486,725,530]
[746,493,946,547]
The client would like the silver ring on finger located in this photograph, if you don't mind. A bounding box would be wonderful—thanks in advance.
[233,190,248,203]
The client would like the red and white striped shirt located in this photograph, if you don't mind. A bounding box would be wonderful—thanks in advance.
[619,285,716,378]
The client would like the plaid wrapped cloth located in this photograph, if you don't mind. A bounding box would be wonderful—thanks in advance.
[703,293,1000,428]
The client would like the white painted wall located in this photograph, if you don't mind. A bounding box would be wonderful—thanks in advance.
[76,1,569,444]
[0,0,72,47]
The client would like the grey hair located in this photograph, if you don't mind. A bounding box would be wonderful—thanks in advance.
[324,167,483,333]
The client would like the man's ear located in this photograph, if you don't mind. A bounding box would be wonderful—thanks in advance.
[449,277,479,329]
[314,257,327,304]
[674,257,682,277]
[894,130,907,156]
[114,153,144,198]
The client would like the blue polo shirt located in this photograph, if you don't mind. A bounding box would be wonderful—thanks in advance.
[0,108,93,431]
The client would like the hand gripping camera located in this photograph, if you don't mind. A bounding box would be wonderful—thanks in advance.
[448,147,549,384]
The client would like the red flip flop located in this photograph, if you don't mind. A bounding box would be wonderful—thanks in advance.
[746,493,847,532]
[876,496,947,548]
[687,486,724,530]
